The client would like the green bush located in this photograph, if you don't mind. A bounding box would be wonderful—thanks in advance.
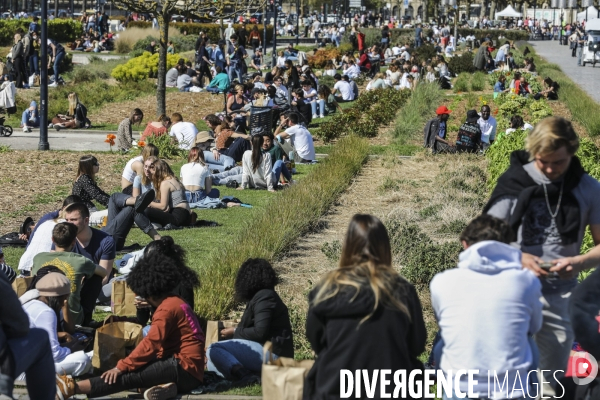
[147,133,187,159]
[470,71,486,91]
[133,34,198,54]
[126,22,274,44]
[195,135,369,320]
[448,52,476,75]
[112,51,181,81]
[0,19,82,45]
[453,73,470,93]
[412,43,438,62]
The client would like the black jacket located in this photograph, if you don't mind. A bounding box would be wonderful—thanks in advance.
[570,268,600,360]
[234,289,294,358]
[423,117,441,148]
[303,278,426,400]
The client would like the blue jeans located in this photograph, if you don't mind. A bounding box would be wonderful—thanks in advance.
[207,339,278,379]
[206,86,221,93]
[53,51,65,81]
[272,160,291,183]
[185,188,220,203]
[211,166,243,185]
[102,193,153,251]
[203,150,235,172]
[228,65,243,83]
[21,111,40,127]
[2,328,56,400]
[29,53,39,75]
[309,100,320,116]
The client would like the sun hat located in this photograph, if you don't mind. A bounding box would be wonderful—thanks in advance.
[195,131,214,144]
[36,273,71,297]
[436,105,452,115]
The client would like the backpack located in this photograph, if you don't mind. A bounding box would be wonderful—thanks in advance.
[21,33,33,57]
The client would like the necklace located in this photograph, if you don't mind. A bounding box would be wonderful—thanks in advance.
[542,179,565,222]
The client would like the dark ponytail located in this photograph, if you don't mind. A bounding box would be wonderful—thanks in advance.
[251,135,264,173]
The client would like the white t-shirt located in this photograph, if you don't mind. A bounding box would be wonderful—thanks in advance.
[391,46,402,55]
[169,122,198,150]
[285,124,315,161]
[334,80,353,101]
[302,87,317,103]
[122,155,143,182]
[24,299,71,363]
[180,162,210,189]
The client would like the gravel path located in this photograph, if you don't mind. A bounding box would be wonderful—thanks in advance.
[529,40,600,104]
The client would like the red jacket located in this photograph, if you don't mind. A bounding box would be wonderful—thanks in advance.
[117,296,205,381]
[358,53,371,69]
[357,32,366,51]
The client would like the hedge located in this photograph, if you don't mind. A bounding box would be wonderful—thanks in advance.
[194,134,370,320]
[0,19,83,46]
[126,22,274,43]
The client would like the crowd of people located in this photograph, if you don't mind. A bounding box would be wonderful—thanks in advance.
[2,117,600,399]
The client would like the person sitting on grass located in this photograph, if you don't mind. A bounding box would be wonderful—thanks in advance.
[20,101,39,132]
[145,159,194,229]
[132,156,157,197]
[505,115,534,135]
[274,113,316,163]
[32,222,107,327]
[208,113,251,163]
[365,72,388,91]
[181,145,220,204]
[71,155,110,223]
[290,88,312,126]
[116,108,144,152]
[455,110,483,153]
[20,272,93,377]
[177,64,193,92]
[317,85,343,118]
[515,74,533,97]
[169,113,198,151]
[140,114,171,142]
[121,143,159,195]
[207,258,293,386]
[534,77,559,101]
[206,66,230,94]
[55,250,205,400]
[423,105,455,154]
[262,132,293,185]
[493,74,510,94]
[50,92,88,131]
[238,135,275,192]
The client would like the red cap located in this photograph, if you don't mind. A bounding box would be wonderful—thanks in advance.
[436,105,452,115]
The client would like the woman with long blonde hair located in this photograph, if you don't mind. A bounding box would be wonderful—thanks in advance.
[304,214,426,399]
[51,92,89,130]
[145,159,193,228]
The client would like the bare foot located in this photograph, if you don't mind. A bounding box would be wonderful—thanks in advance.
[227,203,241,208]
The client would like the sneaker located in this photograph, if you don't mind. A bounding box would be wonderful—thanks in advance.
[49,82,58,87]
[143,382,177,400]
[312,114,318,119]
[319,114,325,118]
[226,180,239,189]
[55,373,75,400]
[26,127,32,132]
[134,189,156,213]
[231,367,261,388]
[48,123,54,128]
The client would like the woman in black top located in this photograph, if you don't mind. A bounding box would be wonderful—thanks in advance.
[206,258,294,387]
[380,25,390,52]
[285,59,300,90]
[303,214,426,399]
[291,88,312,125]
[72,155,110,213]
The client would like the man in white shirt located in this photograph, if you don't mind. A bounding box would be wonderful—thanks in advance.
[342,60,360,79]
[518,18,523,27]
[332,73,353,101]
[477,105,497,151]
[274,113,316,162]
[391,44,402,56]
[169,113,198,150]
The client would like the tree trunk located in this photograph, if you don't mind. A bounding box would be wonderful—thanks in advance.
[423,0,428,23]
[55,0,59,18]
[490,0,497,18]
[523,1,528,14]
[82,0,86,14]
[156,13,168,116]
[480,0,486,18]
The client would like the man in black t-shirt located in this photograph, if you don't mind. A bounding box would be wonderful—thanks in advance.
[455,110,483,153]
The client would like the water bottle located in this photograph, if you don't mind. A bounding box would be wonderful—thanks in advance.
[289,150,296,172]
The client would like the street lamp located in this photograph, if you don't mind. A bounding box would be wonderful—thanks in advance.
[39,0,49,150]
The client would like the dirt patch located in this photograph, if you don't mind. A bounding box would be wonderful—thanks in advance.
[88,91,227,124]
[0,151,129,232]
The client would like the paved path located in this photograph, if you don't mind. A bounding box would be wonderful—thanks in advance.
[529,40,600,104]
[71,53,128,65]
[0,129,121,151]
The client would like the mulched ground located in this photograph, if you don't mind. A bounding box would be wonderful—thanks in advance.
[0,151,129,232]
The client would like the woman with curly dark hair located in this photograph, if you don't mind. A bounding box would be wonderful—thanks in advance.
[206,258,294,387]
[56,251,205,400]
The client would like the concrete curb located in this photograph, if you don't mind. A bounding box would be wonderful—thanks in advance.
[13,386,262,399]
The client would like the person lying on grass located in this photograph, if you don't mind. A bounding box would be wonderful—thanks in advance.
[206,258,294,386]
[55,250,205,400]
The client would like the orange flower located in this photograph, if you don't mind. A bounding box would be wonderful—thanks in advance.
[107,134,117,140]
[104,138,111,144]
[138,141,146,148]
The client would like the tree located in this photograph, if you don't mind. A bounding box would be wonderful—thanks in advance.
[112,0,267,116]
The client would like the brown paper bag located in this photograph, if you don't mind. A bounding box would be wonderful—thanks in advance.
[11,277,33,298]
[111,280,137,316]
[92,317,143,371]
[204,320,239,350]
[261,341,314,400]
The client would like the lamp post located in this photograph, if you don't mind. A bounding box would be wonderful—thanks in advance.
[449,0,457,44]
[568,0,576,23]
[296,0,299,45]
[38,0,49,150]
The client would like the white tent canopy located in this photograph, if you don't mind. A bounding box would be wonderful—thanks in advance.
[578,6,599,22]
[495,5,523,18]
[585,18,600,31]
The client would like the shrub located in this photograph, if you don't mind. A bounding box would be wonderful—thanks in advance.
[412,44,437,62]
[0,19,82,45]
[126,22,273,44]
[133,34,198,54]
[147,133,186,159]
[470,71,486,91]
[111,51,181,81]
[453,73,470,93]
[308,46,342,69]
[448,52,476,75]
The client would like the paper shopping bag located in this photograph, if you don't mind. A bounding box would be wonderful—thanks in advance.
[92,317,142,371]
[11,276,33,298]
[111,280,137,316]
[204,320,239,350]
[261,341,314,400]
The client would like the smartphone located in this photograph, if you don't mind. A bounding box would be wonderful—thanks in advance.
[539,262,553,271]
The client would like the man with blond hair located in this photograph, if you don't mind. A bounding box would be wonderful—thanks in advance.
[484,116,600,396]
